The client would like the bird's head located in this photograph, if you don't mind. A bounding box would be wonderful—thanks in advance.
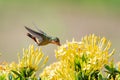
[51,37,61,46]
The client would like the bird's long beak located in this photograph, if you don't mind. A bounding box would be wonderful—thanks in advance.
[51,41,61,46]
[57,43,61,46]
[54,42,61,46]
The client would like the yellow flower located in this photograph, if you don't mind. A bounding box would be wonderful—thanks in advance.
[40,61,61,80]
[18,45,48,70]
[81,34,115,70]
[55,34,114,77]
[0,62,8,71]
[0,62,9,80]
[56,39,83,65]
[10,45,48,78]
[41,34,115,80]
[56,34,114,70]
[40,61,75,80]
[18,45,48,71]
[117,62,120,71]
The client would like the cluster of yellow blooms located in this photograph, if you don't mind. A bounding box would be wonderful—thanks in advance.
[40,34,115,80]
[0,45,48,79]
[0,62,9,79]
[11,45,48,78]
[0,34,119,80]
[16,45,48,71]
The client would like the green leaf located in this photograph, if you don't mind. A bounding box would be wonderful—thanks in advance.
[74,56,81,72]
[98,74,108,80]
[11,70,23,79]
[104,64,112,73]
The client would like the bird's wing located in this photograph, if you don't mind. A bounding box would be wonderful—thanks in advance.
[25,26,44,41]
[33,23,47,35]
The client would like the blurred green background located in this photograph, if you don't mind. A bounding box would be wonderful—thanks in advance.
[0,0,120,65]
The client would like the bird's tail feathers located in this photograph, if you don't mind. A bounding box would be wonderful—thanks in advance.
[27,33,34,38]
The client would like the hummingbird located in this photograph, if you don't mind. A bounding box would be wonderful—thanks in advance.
[25,26,61,46]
